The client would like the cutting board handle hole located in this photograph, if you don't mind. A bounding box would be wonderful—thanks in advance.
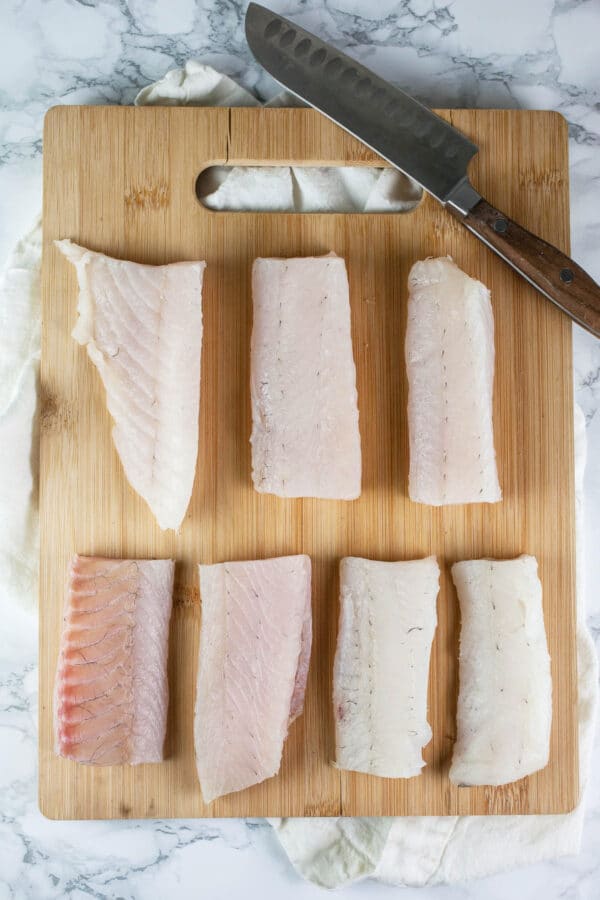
[196,165,423,213]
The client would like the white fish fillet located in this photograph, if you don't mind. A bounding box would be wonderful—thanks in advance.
[333,556,440,778]
[56,240,205,530]
[405,256,501,505]
[54,555,174,765]
[194,555,312,803]
[250,255,361,499]
[450,555,552,786]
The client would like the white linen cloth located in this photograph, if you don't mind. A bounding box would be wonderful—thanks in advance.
[0,60,596,890]
[138,61,422,214]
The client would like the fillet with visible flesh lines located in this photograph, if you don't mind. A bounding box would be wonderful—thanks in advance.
[194,555,312,803]
[56,240,205,531]
[54,555,174,765]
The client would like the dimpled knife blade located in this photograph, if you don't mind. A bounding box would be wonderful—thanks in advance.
[245,2,600,338]
[245,1,479,209]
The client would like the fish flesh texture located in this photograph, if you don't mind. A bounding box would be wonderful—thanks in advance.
[450,555,552,786]
[251,254,361,499]
[333,556,440,778]
[54,555,174,765]
[195,555,312,803]
[250,255,361,499]
[56,240,205,531]
[405,256,501,505]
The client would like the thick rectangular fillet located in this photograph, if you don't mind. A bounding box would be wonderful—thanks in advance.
[405,256,501,505]
[250,255,361,499]
[194,555,312,803]
[54,555,174,765]
[450,556,552,786]
[333,556,440,778]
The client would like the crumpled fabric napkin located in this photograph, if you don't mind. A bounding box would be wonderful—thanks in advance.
[0,221,41,612]
[0,60,596,890]
[137,60,421,214]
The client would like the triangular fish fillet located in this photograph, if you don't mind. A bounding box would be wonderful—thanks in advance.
[54,555,174,765]
[333,556,440,778]
[405,256,501,505]
[56,240,205,530]
[251,254,361,499]
[450,556,552,786]
[194,555,312,803]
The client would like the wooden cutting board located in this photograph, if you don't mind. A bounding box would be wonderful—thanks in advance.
[40,106,577,819]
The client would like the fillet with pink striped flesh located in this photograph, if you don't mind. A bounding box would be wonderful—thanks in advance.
[54,555,174,765]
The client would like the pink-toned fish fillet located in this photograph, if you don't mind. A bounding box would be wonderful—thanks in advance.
[54,555,174,765]
[251,255,361,499]
[405,256,501,505]
[194,555,312,803]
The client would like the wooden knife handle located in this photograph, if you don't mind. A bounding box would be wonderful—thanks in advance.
[455,197,600,338]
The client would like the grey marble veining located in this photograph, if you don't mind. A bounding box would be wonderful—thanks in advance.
[1,0,599,897]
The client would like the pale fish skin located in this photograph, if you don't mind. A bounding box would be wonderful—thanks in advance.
[405,256,501,506]
[450,555,552,786]
[333,556,440,778]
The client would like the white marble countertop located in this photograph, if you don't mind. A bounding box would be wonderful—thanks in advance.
[1,0,599,897]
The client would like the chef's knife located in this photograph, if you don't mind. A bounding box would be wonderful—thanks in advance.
[245,2,600,338]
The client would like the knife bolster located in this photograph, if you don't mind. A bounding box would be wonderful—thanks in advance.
[444,177,482,216]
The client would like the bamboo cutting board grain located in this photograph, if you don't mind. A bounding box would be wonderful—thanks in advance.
[40,106,577,818]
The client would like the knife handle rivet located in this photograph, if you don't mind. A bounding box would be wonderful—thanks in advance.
[560,267,574,284]
[493,218,508,233]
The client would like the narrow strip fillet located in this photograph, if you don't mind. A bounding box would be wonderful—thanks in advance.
[333,556,440,778]
[54,555,175,765]
[450,555,552,786]
[56,240,205,530]
[405,256,501,505]
[195,555,312,803]
[250,254,361,499]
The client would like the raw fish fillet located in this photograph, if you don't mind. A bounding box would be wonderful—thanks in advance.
[405,256,501,505]
[56,240,205,530]
[195,555,312,803]
[333,556,440,778]
[450,555,552,786]
[54,555,174,765]
[250,255,361,499]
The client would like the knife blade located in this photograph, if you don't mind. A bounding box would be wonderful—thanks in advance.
[245,2,600,338]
